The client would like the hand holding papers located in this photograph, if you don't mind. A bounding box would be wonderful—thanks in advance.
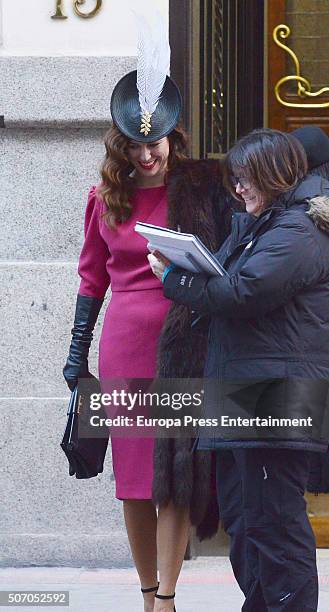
[135,222,228,276]
[147,251,170,281]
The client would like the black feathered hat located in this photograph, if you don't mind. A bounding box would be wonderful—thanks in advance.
[110,70,182,143]
[292,126,329,169]
[110,12,182,143]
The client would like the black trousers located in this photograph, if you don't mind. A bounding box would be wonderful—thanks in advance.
[216,448,318,611]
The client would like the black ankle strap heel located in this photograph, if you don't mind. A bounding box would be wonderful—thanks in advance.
[141,583,159,594]
[155,593,176,611]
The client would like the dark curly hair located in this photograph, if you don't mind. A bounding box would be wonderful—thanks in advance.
[97,123,189,228]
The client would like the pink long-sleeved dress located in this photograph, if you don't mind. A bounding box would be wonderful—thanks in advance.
[78,185,171,499]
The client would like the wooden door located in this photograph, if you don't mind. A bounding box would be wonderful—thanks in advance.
[267,0,329,134]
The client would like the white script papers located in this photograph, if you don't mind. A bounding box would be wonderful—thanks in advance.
[135,222,228,276]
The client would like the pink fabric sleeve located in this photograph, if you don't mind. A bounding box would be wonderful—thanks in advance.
[78,186,111,299]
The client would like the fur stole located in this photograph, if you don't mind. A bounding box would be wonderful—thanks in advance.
[152,159,234,540]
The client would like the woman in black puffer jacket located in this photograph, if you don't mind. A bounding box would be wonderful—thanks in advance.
[149,128,329,612]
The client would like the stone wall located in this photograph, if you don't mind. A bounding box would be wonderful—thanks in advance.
[0,55,136,567]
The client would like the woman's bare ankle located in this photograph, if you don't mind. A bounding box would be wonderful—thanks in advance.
[153,598,175,611]
[154,593,175,611]
[143,590,156,612]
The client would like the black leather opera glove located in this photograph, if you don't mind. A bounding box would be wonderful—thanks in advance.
[63,294,104,391]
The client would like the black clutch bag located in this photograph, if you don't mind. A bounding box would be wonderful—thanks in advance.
[61,387,109,479]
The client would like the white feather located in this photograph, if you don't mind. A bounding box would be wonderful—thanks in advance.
[133,10,171,117]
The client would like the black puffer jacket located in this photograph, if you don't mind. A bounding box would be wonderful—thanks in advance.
[163,174,329,453]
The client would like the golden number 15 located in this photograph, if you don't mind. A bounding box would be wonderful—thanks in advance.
[51,1,103,20]
[51,1,67,19]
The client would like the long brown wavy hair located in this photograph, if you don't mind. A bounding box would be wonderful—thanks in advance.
[97,123,189,228]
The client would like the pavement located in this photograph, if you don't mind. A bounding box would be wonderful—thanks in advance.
[1,553,329,611]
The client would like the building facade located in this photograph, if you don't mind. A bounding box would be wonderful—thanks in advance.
[1,0,328,567]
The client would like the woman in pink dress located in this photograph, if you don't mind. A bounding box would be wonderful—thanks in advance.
[63,67,190,612]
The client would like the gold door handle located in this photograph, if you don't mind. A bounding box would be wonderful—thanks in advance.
[273,24,329,108]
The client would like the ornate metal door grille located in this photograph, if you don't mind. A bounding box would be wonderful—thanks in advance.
[200,0,224,157]
[199,0,264,157]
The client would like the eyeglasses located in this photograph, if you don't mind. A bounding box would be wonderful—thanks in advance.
[231,176,251,189]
